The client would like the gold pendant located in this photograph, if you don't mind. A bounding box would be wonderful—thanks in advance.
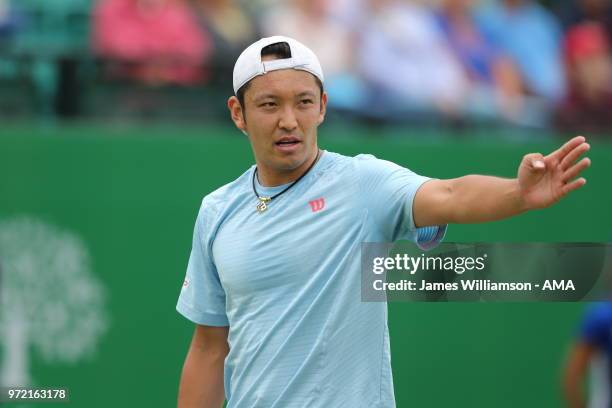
[256,197,271,213]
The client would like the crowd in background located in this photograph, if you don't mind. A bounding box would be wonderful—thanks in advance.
[1,0,612,132]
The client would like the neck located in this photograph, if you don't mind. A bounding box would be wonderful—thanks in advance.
[256,148,320,187]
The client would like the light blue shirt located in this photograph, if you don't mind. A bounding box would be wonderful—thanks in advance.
[177,151,446,407]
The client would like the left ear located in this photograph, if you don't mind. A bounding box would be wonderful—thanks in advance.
[318,92,328,125]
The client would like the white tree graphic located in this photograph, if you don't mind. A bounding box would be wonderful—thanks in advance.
[0,217,109,386]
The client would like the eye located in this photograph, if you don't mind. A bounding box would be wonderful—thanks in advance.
[259,102,277,108]
[300,99,314,105]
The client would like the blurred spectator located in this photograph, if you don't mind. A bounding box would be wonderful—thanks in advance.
[478,0,567,104]
[556,22,612,133]
[260,0,366,111]
[356,0,468,120]
[0,0,24,39]
[564,303,612,408]
[436,0,526,123]
[92,0,212,86]
[559,0,612,43]
[190,0,259,87]
[327,0,368,33]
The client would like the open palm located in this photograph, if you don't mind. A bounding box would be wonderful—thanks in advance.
[518,136,591,210]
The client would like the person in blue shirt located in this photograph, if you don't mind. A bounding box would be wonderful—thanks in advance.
[176,35,592,408]
[477,0,567,104]
[564,303,612,408]
[435,0,527,123]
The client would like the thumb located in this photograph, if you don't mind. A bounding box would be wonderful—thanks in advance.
[524,153,546,171]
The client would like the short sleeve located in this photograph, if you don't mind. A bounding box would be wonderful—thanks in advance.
[176,201,229,326]
[580,304,612,348]
[356,154,447,248]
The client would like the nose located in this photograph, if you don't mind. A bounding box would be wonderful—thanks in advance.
[278,106,298,132]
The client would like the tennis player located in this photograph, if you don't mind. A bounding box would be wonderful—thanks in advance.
[176,36,591,408]
[564,303,612,408]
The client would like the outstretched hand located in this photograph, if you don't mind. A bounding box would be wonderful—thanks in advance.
[518,136,591,210]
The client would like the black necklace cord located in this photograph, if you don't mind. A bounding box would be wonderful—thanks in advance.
[252,149,322,202]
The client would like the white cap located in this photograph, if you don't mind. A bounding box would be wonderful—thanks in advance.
[232,36,324,95]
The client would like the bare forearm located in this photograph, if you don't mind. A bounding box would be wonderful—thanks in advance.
[562,343,592,408]
[563,377,586,408]
[178,347,226,408]
[447,175,527,224]
[414,136,590,227]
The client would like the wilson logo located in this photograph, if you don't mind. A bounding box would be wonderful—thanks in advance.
[309,198,325,213]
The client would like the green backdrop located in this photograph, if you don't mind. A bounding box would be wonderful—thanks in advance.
[1,123,610,407]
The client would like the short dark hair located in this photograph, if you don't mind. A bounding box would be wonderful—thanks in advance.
[236,42,324,118]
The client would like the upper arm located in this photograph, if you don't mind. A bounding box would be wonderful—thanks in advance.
[413,178,453,228]
[191,324,229,357]
[564,341,596,381]
[178,324,229,407]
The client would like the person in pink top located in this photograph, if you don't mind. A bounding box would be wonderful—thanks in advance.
[555,22,612,133]
[92,0,213,85]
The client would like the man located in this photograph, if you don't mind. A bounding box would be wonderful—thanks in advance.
[564,303,612,408]
[176,36,591,407]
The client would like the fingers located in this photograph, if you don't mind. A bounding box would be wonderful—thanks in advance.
[563,157,591,182]
[562,177,587,195]
[560,142,590,170]
[549,136,586,161]
[524,153,546,170]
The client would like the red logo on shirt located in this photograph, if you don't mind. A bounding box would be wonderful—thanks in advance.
[309,198,325,212]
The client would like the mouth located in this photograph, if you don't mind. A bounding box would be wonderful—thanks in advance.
[274,137,302,152]
[275,137,301,147]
